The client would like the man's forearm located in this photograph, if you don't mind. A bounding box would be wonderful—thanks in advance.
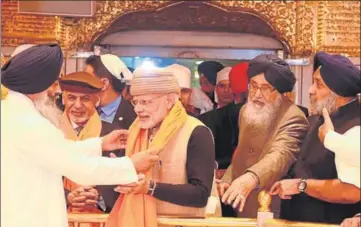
[305,179,360,204]
[153,182,209,208]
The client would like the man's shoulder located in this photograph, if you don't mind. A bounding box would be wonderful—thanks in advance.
[185,116,214,140]
[282,103,309,123]
[275,102,309,134]
[185,115,205,127]
[116,98,137,121]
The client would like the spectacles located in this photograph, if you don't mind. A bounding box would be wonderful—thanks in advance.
[248,83,275,96]
[217,83,232,90]
[130,94,164,107]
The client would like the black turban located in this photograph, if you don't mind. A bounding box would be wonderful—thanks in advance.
[247,54,295,94]
[197,61,224,86]
[313,52,361,97]
[1,44,63,94]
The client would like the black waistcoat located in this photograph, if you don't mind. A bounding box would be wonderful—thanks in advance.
[281,100,360,224]
[97,98,137,212]
[199,102,243,169]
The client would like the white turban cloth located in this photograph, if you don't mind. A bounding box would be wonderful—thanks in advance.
[215,67,232,103]
[100,54,133,85]
[189,88,213,114]
[164,64,191,89]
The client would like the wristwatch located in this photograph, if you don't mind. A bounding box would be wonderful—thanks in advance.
[297,178,308,193]
[147,180,156,196]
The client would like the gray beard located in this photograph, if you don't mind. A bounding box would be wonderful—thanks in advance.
[242,95,283,131]
[33,93,63,129]
[309,91,338,116]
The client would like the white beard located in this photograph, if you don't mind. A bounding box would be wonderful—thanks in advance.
[309,91,337,116]
[243,94,283,130]
[33,92,63,129]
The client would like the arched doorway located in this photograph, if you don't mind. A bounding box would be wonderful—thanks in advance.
[90,1,289,59]
[66,1,309,106]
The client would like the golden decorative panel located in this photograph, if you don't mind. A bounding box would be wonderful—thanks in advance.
[58,1,171,50]
[1,0,360,57]
[211,1,297,54]
[1,0,58,46]
[317,1,360,56]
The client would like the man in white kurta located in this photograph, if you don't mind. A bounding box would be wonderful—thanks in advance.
[1,44,158,227]
[319,108,360,188]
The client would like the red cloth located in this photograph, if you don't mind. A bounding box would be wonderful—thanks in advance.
[229,62,248,94]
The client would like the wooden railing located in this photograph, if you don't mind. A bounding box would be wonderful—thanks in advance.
[67,191,339,227]
[68,214,339,227]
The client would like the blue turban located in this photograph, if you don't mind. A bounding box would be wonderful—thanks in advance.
[1,44,63,94]
[247,54,295,94]
[197,61,224,86]
[313,52,361,97]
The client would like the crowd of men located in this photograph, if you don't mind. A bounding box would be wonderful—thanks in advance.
[1,43,360,227]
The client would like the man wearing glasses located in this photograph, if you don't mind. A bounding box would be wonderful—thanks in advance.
[218,54,309,218]
[105,67,220,227]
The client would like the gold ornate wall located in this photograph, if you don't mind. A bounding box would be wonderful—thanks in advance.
[1,0,360,57]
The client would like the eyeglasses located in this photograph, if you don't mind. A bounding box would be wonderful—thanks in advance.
[130,94,164,107]
[217,83,232,90]
[248,83,275,96]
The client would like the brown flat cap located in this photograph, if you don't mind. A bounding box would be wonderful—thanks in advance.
[59,71,103,93]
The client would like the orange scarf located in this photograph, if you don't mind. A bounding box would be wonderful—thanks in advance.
[105,100,188,227]
[60,111,102,214]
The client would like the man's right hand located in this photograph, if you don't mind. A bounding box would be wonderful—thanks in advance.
[130,147,160,173]
[67,186,99,212]
[216,179,230,197]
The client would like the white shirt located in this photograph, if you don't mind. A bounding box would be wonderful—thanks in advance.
[1,91,138,227]
[324,126,360,188]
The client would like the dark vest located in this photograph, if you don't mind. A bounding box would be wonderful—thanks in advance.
[199,102,243,169]
[97,98,137,212]
[281,100,360,224]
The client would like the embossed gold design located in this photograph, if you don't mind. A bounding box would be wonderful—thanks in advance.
[317,1,360,56]
[212,1,296,55]
[293,1,317,57]
[1,0,58,46]
[1,1,360,57]
[59,1,170,50]
[1,52,6,67]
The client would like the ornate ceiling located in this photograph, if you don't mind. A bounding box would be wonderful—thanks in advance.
[1,0,360,57]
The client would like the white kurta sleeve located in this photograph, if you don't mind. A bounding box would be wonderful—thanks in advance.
[324,126,360,167]
[17,118,138,185]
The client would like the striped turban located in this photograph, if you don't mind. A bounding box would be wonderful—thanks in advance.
[130,67,180,96]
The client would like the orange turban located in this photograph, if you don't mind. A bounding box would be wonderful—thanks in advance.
[229,62,248,94]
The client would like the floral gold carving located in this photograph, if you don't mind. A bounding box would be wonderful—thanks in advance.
[92,1,280,51]
[1,0,58,46]
[59,1,170,50]
[1,0,360,57]
[317,1,360,56]
[211,1,297,55]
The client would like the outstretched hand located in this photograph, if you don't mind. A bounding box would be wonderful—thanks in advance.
[101,129,129,151]
[318,108,334,144]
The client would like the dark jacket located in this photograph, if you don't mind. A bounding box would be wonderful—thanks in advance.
[199,102,243,169]
[97,98,137,212]
[281,100,360,224]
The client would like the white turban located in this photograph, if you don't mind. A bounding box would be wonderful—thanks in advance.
[189,88,213,114]
[164,64,191,89]
[215,67,232,103]
[100,54,133,85]
[11,44,35,58]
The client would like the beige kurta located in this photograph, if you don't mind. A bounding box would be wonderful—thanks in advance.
[153,116,222,218]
